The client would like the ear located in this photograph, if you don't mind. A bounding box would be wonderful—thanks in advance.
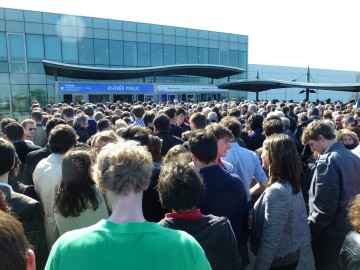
[317,134,325,142]
[143,184,149,191]
[26,249,36,270]
[191,153,198,162]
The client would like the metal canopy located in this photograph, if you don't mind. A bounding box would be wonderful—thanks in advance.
[217,78,360,100]
[43,60,244,80]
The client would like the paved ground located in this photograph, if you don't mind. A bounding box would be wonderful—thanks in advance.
[248,242,315,270]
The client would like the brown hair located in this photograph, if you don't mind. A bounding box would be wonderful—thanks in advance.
[348,194,360,233]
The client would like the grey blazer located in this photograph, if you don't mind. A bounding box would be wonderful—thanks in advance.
[251,181,310,270]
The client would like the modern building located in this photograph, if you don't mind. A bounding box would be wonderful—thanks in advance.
[0,7,248,119]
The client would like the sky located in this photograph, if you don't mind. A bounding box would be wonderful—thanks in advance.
[2,0,360,72]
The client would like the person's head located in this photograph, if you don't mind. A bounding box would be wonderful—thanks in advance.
[248,104,258,114]
[131,105,145,119]
[74,113,89,129]
[348,194,360,234]
[45,118,66,137]
[4,122,25,141]
[280,117,291,131]
[205,123,234,158]
[341,114,356,128]
[247,114,263,131]
[97,118,112,132]
[162,144,190,165]
[142,111,156,128]
[0,118,17,136]
[48,124,77,154]
[334,114,343,129]
[157,161,205,212]
[0,138,16,176]
[114,118,128,130]
[189,112,207,130]
[55,149,99,218]
[262,116,284,137]
[335,128,359,150]
[308,107,320,117]
[94,140,153,196]
[83,105,95,117]
[219,116,242,139]
[0,211,36,270]
[163,107,177,122]
[189,129,218,164]
[175,106,187,125]
[120,126,151,148]
[262,134,301,194]
[154,114,170,132]
[62,106,75,120]
[301,120,336,154]
[31,111,43,123]
[21,119,36,138]
[94,111,105,121]
[207,112,218,123]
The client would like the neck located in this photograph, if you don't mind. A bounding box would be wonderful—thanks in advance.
[108,191,146,224]
[0,173,9,184]
[323,139,337,151]
[193,160,217,170]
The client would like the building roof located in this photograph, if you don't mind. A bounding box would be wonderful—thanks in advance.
[43,60,244,80]
[218,78,360,93]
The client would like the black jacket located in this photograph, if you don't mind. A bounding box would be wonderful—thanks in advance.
[156,131,184,156]
[340,231,360,270]
[159,214,240,270]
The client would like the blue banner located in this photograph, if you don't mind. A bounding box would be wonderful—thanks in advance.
[58,83,154,93]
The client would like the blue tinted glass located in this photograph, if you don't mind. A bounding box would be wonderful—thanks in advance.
[150,25,162,34]
[219,50,229,65]
[109,30,122,40]
[209,48,219,64]
[29,74,46,84]
[137,33,150,42]
[123,21,136,31]
[8,34,25,61]
[61,25,77,37]
[163,26,175,35]
[137,23,150,33]
[79,38,94,65]
[94,39,109,66]
[123,31,136,41]
[93,18,108,29]
[199,30,208,39]
[109,40,123,66]
[60,15,77,26]
[26,34,44,62]
[151,34,162,43]
[187,47,198,64]
[24,11,42,23]
[176,45,186,64]
[187,29,198,38]
[43,13,59,24]
[6,21,24,32]
[30,85,47,107]
[62,38,78,64]
[43,24,60,35]
[44,35,62,61]
[175,27,186,37]
[220,41,229,50]
[109,20,122,30]
[0,8,4,20]
[0,20,4,31]
[124,41,137,67]
[25,22,43,34]
[164,45,175,65]
[163,35,175,45]
[5,9,24,21]
[219,32,229,41]
[151,43,163,66]
[94,29,109,39]
[209,31,219,40]
[137,42,150,67]
[0,32,7,61]
[11,84,30,112]
[0,62,9,72]
[28,63,44,73]
[79,27,94,38]
[239,51,247,68]
[209,40,219,49]
[198,48,208,64]
[176,37,186,46]
[229,50,239,67]
[77,16,92,28]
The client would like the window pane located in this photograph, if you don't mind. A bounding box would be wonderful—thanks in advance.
[164,45,175,65]
[229,50,239,67]
[30,85,47,107]
[0,32,7,61]
[11,85,30,113]
[79,38,94,65]
[44,35,62,61]
[124,41,137,67]
[62,38,78,64]
[187,47,198,64]
[26,34,44,62]
[199,48,208,64]
[219,50,229,65]
[8,33,27,72]
[94,39,109,66]
[138,42,150,67]
[109,40,123,66]
[151,44,163,66]
[176,46,186,64]
[209,48,219,64]
[0,85,11,113]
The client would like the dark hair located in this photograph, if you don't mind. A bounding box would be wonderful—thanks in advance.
[45,118,66,136]
[189,129,218,164]
[31,111,43,122]
[175,106,187,117]
[265,134,301,194]
[0,139,16,175]
[0,211,31,270]
[205,122,234,141]
[4,122,24,141]
[228,108,241,118]
[262,116,284,137]
[248,114,263,130]
[142,111,156,126]
[308,107,320,117]
[120,126,151,148]
[97,119,111,132]
[62,106,75,118]
[1,118,16,134]
[131,105,145,118]
[54,149,99,217]
[220,116,242,139]
[189,112,207,129]
[157,160,204,211]
[154,114,170,131]
[163,107,177,119]
[83,105,95,116]
[48,124,77,154]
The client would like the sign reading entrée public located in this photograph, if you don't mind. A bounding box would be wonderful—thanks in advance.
[57,83,155,93]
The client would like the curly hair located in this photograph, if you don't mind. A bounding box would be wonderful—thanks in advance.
[94,141,153,195]
[348,194,360,233]
[54,149,100,217]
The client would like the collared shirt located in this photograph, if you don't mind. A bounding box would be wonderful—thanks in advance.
[165,209,204,220]
[130,118,145,127]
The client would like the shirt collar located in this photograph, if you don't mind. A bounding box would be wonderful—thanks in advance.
[165,209,204,220]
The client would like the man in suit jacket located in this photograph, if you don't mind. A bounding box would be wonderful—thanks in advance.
[0,138,48,270]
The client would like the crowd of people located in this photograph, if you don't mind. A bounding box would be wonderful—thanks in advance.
[0,97,360,270]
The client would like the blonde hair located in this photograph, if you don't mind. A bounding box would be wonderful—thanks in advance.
[336,128,359,145]
[94,141,153,195]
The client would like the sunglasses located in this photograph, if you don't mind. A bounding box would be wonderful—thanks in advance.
[29,128,37,131]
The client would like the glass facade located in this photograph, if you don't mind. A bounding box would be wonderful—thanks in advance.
[0,7,249,119]
[248,64,360,102]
